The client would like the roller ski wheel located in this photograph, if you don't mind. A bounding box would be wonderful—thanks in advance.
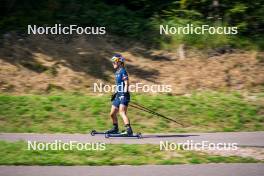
[90,130,107,136]
[105,132,142,138]
[136,132,142,139]
[90,130,96,136]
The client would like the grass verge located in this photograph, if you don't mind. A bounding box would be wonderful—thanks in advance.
[0,91,263,133]
[0,141,261,166]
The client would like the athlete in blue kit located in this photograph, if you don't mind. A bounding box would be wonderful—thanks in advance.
[106,54,133,136]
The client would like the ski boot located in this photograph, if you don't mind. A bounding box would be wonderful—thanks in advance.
[105,126,119,134]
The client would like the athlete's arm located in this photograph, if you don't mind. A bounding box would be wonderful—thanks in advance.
[122,69,129,93]
[124,79,129,93]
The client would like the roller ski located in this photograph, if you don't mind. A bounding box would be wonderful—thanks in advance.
[105,132,142,138]
[105,125,142,139]
[91,125,119,136]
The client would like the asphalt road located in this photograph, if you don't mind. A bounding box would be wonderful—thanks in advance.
[1,132,264,176]
[0,164,264,176]
[0,131,264,147]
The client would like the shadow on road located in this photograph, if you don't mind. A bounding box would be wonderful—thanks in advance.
[141,134,199,139]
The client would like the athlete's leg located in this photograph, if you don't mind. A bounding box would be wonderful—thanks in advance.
[106,105,119,134]
[119,104,129,124]
[110,105,118,124]
[119,104,133,135]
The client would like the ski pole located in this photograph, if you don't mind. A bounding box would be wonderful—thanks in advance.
[130,102,184,126]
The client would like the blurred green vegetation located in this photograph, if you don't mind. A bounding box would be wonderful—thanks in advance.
[0,141,261,165]
[0,91,263,133]
[0,0,263,49]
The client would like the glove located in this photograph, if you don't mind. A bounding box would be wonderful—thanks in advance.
[111,93,117,102]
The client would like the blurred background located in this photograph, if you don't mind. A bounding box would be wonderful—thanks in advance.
[1,0,264,47]
[0,0,263,133]
[0,0,263,168]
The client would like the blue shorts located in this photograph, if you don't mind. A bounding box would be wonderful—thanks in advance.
[112,93,130,108]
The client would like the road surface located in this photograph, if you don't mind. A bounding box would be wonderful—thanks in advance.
[1,132,264,176]
[0,131,264,147]
[0,164,264,176]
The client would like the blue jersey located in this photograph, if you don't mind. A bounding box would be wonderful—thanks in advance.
[115,67,128,94]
